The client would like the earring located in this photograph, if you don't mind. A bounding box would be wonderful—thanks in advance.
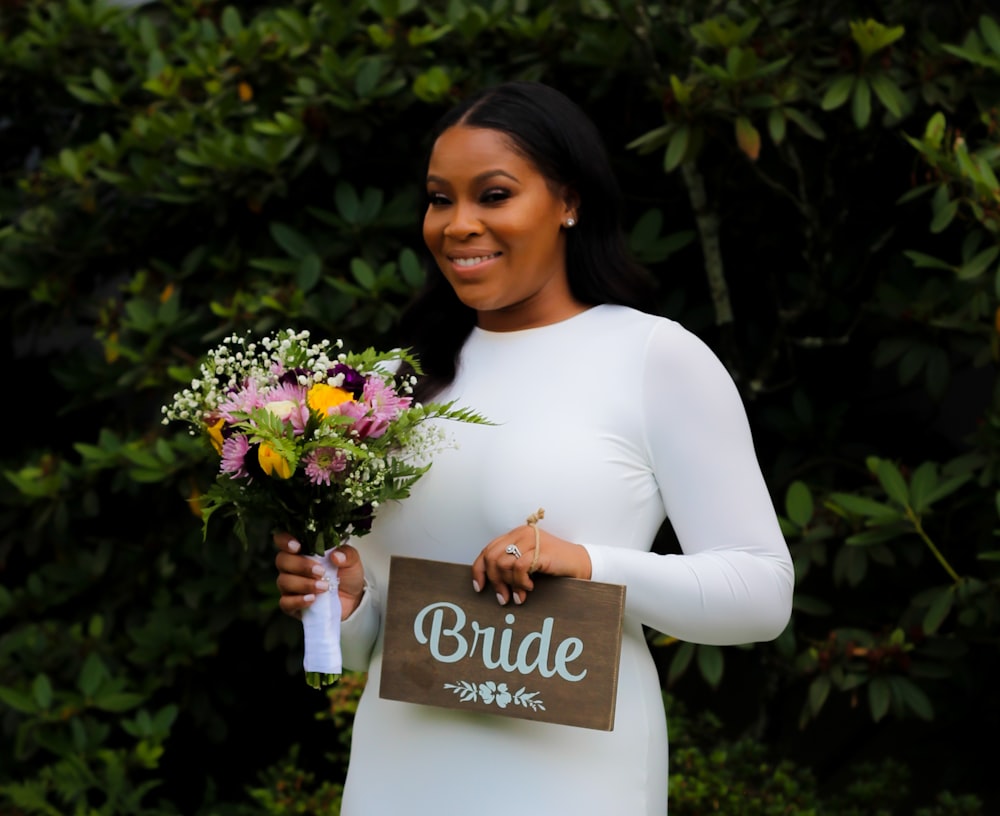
[565,218,576,227]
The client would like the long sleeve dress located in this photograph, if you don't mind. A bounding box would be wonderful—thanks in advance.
[336,304,794,815]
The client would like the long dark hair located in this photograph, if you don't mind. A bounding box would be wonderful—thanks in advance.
[400,80,655,401]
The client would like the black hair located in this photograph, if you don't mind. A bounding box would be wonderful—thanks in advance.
[400,80,655,401]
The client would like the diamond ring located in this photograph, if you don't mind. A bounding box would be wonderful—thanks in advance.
[505,544,522,559]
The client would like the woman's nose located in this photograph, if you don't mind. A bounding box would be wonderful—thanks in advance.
[443,203,483,239]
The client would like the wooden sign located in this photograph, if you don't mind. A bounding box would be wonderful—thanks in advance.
[379,556,626,731]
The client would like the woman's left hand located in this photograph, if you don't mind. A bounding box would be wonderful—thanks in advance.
[471,524,592,606]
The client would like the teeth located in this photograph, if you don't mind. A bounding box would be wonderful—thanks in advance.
[453,254,498,267]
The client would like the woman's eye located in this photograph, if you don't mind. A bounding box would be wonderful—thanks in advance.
[426,192,450,206]
[481,188,510,204]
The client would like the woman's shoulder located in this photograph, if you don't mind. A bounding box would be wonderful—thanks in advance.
[593,305,730,376]
[589,303,689,343]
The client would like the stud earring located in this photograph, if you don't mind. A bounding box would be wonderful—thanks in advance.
[565,218,576,227]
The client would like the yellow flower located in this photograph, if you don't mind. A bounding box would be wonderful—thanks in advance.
[258,443,293,479]
[307,383,353,415]
[187,481,204,519]
[207,417,225,455]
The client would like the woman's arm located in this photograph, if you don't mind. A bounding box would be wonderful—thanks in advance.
[585,320,794,644]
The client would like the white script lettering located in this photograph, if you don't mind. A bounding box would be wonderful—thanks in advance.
[412,603,586,681]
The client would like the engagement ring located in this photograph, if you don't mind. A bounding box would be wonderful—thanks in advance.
[505,544,522,559]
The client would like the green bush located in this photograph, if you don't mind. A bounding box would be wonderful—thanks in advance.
[0,0,997,813]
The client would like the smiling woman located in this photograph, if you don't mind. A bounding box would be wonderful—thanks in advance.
[422,126,582,331]
[272,80,794,816]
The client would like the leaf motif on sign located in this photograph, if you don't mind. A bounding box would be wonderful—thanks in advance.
[443,680,546,712]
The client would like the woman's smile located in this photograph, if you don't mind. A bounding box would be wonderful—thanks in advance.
[448,251,502,270]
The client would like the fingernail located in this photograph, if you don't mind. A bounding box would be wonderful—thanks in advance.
[303,594,315,603]
[496,593,507,606]
[332,550,346,565]
[472,580,481,593]
[512,592,523,605]
[311,565,326,577]
[288,539,301,553]
[315,580,329,592]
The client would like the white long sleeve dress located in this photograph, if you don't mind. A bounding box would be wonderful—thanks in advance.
[336,304,794,815]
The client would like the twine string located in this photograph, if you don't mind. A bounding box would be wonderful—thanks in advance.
[527,508,545,573]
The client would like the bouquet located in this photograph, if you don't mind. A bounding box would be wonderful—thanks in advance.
[162,328,489,688]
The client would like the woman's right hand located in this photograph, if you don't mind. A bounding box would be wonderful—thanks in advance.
[273,532,366,620]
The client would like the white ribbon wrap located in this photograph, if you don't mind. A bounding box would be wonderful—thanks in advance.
[302,550,343,676]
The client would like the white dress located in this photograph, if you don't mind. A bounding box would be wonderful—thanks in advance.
[337,304,794,815]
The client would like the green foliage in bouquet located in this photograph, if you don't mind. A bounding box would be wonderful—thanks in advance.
[163,329,489,553]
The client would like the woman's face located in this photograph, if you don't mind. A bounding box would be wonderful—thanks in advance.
[422,125,583,332]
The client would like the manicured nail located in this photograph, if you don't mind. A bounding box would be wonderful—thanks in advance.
[472,580,481,593]
[332,550,346,565]
[288,539,301,553]
[512,592,523,605]
[315,580,329,592]
[311,565,326,577]
[303,594,315,603]
[496,593,507,606]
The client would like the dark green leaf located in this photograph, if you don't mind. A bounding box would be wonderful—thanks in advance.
[297,254,323,291]
[0,686,38,714]
[890,676,934,720]
[807,675,830,715]
[852,78,871,128]
[786,480,814,527]
[93,693,145,712]
[869,73,906,117]
[270,223,314,260]
[829,492,898,519]
[667,641,694,685]
[664,125,690,171]
[78,653,106,697]
[351,258,376,290]
[696,644,724,688]
[875,459,909,506]
[923,587,954,634]
[821,75,854,110]
[868,677,890,722]
[32,674,53,711]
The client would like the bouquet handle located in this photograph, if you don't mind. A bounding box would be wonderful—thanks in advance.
[302,550,342,688]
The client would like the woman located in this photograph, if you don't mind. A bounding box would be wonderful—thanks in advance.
[274,81,794,815]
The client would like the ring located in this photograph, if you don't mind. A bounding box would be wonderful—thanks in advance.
[505,544,522,559]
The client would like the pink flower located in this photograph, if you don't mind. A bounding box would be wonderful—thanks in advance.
[303,447,347,486]
[263,382,310,434]
[218,379,265,422]
[220,434,251,479]
[339,377,412,439]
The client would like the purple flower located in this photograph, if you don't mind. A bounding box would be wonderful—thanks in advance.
[303,447,347,486]
[330,363,366,398]
[220,434,251,479]
[278,367,309,387]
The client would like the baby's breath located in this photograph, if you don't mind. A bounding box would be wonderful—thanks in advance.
[162,328,491,558]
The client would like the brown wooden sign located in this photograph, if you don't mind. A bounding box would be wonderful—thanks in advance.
[379,556,626,731]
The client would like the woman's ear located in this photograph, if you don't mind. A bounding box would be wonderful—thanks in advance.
[563,189,580,224]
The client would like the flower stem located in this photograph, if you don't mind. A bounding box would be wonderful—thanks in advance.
[305,671,340,689]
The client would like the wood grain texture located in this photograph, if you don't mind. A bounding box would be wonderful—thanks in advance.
[379,556,625,731]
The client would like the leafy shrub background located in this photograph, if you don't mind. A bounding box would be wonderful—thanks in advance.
[1,0,997,813]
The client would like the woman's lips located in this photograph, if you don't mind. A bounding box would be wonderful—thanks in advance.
[448,252,501,270]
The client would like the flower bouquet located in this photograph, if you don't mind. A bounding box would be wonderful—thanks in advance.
[162,328,488,688]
